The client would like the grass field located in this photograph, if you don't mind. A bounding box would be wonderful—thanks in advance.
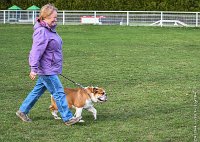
[0,24,199,142]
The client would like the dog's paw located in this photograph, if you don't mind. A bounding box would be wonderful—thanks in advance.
[79,119,85,123]
[54,116,61,120]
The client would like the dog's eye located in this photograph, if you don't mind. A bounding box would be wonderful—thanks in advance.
[94,87,98,93]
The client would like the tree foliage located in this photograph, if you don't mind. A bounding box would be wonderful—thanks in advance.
[0,0,200,11]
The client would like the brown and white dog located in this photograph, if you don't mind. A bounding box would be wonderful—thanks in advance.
[49,86,107,122]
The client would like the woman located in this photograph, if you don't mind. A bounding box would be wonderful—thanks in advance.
[16,4,81,126]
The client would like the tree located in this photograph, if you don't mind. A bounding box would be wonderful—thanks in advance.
[0,0,12,9]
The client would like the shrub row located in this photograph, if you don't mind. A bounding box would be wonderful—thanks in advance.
[1,0,199,11]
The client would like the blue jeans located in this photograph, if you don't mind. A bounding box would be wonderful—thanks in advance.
[19,75,73,122]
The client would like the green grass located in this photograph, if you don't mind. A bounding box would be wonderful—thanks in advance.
[0,24,199,142]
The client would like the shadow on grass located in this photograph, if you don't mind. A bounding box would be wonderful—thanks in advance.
[26,99,192,127]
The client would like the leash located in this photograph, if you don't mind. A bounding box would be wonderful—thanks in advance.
[60,74,85,88]
[60,74,99,100]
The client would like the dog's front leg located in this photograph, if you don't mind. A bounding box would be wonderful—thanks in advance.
[87,106,97,120]
[75,107,84,122]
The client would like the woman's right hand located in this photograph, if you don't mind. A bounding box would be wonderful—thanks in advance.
[29,71,37,80]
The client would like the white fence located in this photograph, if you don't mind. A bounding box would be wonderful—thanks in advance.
[0,10,200,27]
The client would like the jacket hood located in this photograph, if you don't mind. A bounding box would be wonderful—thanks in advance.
[33,21,57,32]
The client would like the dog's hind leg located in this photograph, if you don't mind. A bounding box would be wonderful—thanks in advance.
[51,110,61,120]
[87,106,97,120]
[49,95,61,120]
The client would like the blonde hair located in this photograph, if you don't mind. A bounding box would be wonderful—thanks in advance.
[38,4,57,21]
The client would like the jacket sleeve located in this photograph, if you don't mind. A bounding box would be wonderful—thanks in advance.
[29,28,49,73]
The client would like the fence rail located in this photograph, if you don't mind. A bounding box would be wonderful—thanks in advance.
[0,10,200,27]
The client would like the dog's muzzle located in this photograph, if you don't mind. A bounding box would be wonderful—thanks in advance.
[98,94,107,102]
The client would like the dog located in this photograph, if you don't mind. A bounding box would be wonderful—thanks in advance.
[49,86,107,122]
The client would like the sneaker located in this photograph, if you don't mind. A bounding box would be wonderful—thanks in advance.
[16,110,32,122]
[64,116,82,126]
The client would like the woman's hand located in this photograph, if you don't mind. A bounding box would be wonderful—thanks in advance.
[29,71,37,80]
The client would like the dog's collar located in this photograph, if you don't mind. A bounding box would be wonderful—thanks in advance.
[82,87,92,99]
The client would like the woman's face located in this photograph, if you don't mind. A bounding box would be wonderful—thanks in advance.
[44,10,57,27]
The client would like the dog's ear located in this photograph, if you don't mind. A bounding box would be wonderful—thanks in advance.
[93,87,98,93]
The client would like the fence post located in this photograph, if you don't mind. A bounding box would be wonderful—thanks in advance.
[32,11,35,25]
[94,11,96,18]
[196,12,198,27]
[63,11,65,25]
[127,11,129,26]
[161,12,163,27]
[4,10,5,24]
[94,11,97,24]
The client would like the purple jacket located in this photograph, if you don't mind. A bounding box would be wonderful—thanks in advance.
[29,22,63,75]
